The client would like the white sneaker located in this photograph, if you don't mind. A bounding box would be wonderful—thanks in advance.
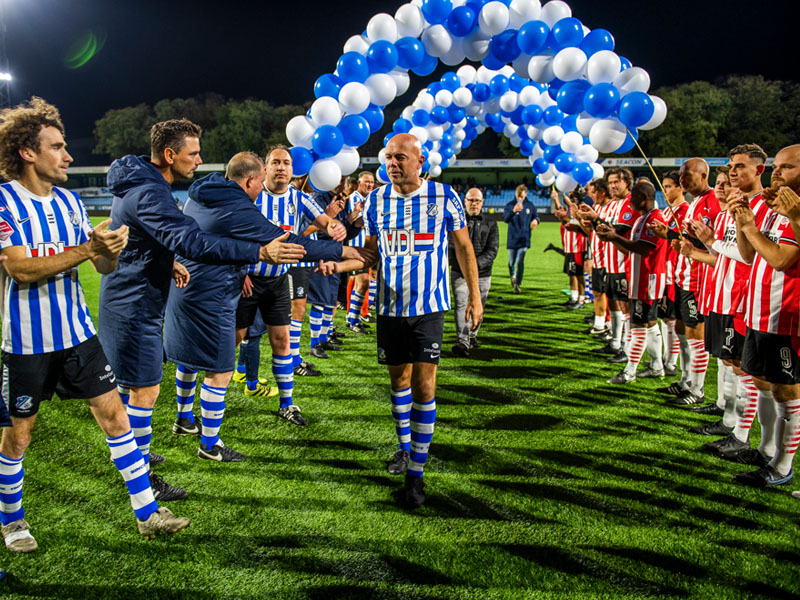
[2,519,37,553]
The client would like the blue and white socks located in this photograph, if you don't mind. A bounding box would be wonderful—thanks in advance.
[390,387,412,452]
[309,305,323,349]
[0,453,24,525]
[175,365,198,423]
[107,431,158,521]
[408,397,437,479]
[347,290,365,326]
[290,319,303,367]
[127,404,154,471]
[200,383,227,450]
[272,354,294,409]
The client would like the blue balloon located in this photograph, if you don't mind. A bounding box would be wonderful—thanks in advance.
[520,138,535,156]
[482,53,505,71]
[395,37,425,69]
[446,5,477,37]
[384,132,396,146]
[393,118,413,134]
[428,82,444,96]
[517,21,549,55]
[339,115,370,147]
[572,162,594,186]
[615,129,638,154]
[521,105,543,125]
[367,41,399,74]
[441,132,454,146]
[509,75,527,93]
[509,106,525,126]
[441,146,454,159]
[562,114,578,131]
[542,144,560,163]
[489,75,510,97]
[448,106,466,122]
[543,105,565,126]
[619,56,632,71]
[360,104,384,133]
[421,0,453,25]
[440,157,451,170]
[619,92,655,128]
[580,28,615,56]
[554,152,576,174]
[314,74,343,99]
[377,164,389,183]
[430,106,450,125]
[412,109,431,127]
[485,112,502,128]
[473,83,491,102]
[466,0,488,11]
[337,52,369,83]
[441,72,461,91]
[290,147,313,177]
[551,18,584,50]
[489,29,521,63]
[311,125,344,159]
[412,52,438,76]
[547,79,565,101]
[583,83,620,118]
[556,80,591,115]
[533,158,550,174]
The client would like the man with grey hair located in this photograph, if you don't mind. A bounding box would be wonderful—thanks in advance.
[450,188,498,357]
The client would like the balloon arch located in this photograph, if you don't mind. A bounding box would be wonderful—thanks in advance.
[284,0,667,193]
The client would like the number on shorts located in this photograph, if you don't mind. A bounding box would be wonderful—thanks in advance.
[780,346,792,370]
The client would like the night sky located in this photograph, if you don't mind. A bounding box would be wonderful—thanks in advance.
[3,0,795,150]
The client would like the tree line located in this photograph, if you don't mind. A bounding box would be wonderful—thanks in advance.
[93,75,800,164]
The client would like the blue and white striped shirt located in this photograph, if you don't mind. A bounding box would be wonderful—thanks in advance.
[364,181,466,317]
[346,190,367,248]
[248,186,323,278]
[0,181,96,354]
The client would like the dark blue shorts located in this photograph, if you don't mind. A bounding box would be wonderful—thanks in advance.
[308,271,340,307]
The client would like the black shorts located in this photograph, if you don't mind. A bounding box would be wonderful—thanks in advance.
[606,273,629,301]
[308,270,340,307]
[1,336,118,418]
[592,267,607,294]
[288,266,312,301]
[236,274,292,329]
[675,285,704,327]
[657,295,676,319]
[704,312,744,361]
[376,312,445,366]
[563,253,584,277]
[741,329,800,385]
[630,298,659,325]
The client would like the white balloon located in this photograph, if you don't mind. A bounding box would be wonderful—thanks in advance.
[591,162,605,180]
[456,65,477,86]
[511,54,532,78]
[484,98,501,114]
[531,143,544,159]
[421,25,453,58]
[453,87,473,107]
[463,29,490,61]
[338,82,371,114]
[408,126,429,144]
[343,35,370,55]
[365,73,397,106]
[560,130,584,154]
[556,172,578,193]
[504,123,519,138]
[589,118,627,153]
[510,134,522,148]
[479,1,510,36]
[376,166,390,184]
[475,65,495,85]
[576,112,598,137]
[435,89,454,107]
[499,91,519,112]
[476,124,486,134]
[614,67,651,95]
[378,148,387,164]
[538,174,556,186]
[552,47,587,82]
[466,104,482,116]
[587,50,621,85]
[500,65,516,78]
[402,106,415,120]
[414,92,436,112]
[429,165,443,178]
[286,116,316,149]
[528,55,555,83]
[640,95,667,130]
[390,69,410,97]
[309,159,343,191]
[395,4,425,38]
[453,128,466,141]
[427,125,444,141]
[518,85,540,106]
[367,13,398,42]
[309,97,342,127]
[440,37,466,66]
[575,144,599,164]
[428,151,443,166]
[540,0,571,27]
[332,146,360,176]
[509,0,542,29]
[543,125,565,146]
[526,125,543,141]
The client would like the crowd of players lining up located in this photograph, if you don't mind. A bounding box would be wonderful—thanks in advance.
[546,151,800,499]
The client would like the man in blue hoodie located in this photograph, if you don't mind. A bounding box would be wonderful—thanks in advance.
[504,184,540,294]
[98,120,316,498]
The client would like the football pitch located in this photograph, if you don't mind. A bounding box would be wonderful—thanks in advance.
[0,221,797,600]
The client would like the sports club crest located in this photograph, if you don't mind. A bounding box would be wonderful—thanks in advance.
[623,212,632,221]
[426,204,439,217]
[68,210,81,226]
[287,201,296,215]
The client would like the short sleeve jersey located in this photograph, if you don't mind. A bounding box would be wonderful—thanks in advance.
[675,189,721,293]
[604,195,640,274]
[0,181,96,354]
[627,208,668,300]
[346,190,367,248]
[364,181,466,317]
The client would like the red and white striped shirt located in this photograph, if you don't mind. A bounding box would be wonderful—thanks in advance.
[746,208,800,335]
[662,201,688,301]
[627,208,668,300]
[675,189,721,293]
[702,210,750,315]
[590,201,612,270]
[562,220,588,254]
[604,195,640,275]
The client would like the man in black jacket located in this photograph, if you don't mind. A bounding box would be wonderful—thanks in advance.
[450,188,499,357]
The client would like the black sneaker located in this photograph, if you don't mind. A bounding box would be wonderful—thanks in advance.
[668,390,703,406]
[591,343,618,355]
[689,420,733,436]
[387,449,410,475]
[198,442,245,462]
[689,403,724,416]
[172,418,201,436]
[149,472,187,501]
[321,340,343,351]
[310,345,330,359]
[404,475,426,508]
[567,302,585,310]
[149,452,166,467]
[331,328,346,338]
[723,447,771,467]
[361,314,377,324]
[564,299,579,308]
[605,350,627,363]
[656,382,686,395]
[734,465,794,487]
[543,243,557,253]
[294,363,322,376]
[451,343,470,358]
[469,338,479,349]
[701,434,749,455]
[347,323,370,334]
[278,405,307,426]
[299,360,316,369]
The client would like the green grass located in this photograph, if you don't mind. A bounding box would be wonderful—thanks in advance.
[0,221,797,600]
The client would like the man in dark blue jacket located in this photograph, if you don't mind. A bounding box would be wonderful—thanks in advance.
[504,184,540,293]
[98,120,310,499]
[163,152,350,460]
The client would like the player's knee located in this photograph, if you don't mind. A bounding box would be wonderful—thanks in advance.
[1,427,32,458]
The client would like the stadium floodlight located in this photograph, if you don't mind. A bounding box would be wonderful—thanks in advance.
[0,73,11,81]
